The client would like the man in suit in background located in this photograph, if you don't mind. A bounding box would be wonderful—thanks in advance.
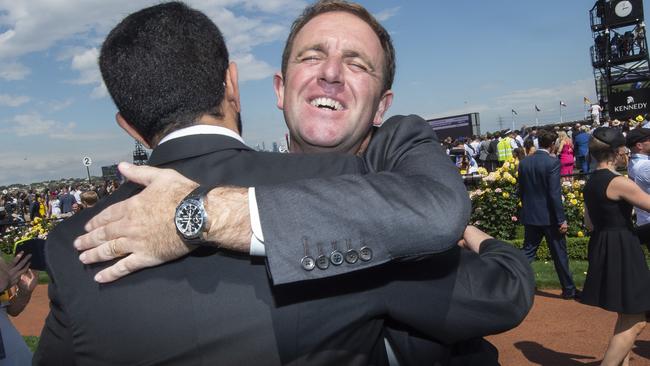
[519,129,579,299]
[36,2,533,364]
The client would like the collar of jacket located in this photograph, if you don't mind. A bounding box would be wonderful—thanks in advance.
[147,134,253,167]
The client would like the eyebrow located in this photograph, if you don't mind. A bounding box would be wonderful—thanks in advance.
[342,50,376,72]
[294,43,377,72]
[294,43,327,59]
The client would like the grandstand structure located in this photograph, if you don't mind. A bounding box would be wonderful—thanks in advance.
[133,141,149,166]
[590,0,650,120]
[589,0,650,119]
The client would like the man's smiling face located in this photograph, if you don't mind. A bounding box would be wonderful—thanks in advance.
[274,11,393,154]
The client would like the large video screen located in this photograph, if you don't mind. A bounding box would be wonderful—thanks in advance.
[426,113,476,140]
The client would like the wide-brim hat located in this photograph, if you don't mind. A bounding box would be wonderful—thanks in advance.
[611,119,621,126]
[636,115,645,122]
[626,127,650,147]
[593,127,626,148]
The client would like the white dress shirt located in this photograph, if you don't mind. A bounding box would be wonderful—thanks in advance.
[158,124,266,255]
[629,153,650,225]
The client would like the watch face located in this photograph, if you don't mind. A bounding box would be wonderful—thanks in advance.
[175,199,205,238]
[615,0,633,17]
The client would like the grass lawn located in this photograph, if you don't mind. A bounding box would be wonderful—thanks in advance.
[24,336,39,352]
[532,260,589,289]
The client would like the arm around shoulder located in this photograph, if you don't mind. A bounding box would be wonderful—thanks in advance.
[384,238,535,342]
[258,114,470,285]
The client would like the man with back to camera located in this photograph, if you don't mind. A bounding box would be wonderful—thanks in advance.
[519,129,579,300]
[59,1,532,364]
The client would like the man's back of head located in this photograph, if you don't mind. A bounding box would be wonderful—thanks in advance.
[99,1,230,147]
[537,130,557,150]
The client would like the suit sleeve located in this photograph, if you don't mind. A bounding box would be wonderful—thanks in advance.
[383,239,535,343]
[257,114,471,285]
[33,278,76,365]
[549,159,567,224]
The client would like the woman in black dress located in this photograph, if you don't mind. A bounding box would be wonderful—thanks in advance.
[582,127,650,366]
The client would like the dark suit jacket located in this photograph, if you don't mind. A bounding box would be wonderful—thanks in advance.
[258,115,471,284]
[518,150,566,226]
[35,118,533,365]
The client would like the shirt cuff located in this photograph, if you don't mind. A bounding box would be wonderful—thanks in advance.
[248,187,266,256]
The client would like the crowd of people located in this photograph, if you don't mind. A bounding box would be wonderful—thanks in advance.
[443,113,650,180]
[442,116,650,365]
[0,180,120,233]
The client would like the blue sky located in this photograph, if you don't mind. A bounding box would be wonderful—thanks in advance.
[0,0,644,185]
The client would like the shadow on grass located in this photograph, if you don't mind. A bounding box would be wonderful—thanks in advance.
[514,341,600,366]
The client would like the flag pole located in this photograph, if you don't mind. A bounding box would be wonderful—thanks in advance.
[560,101,563,123]
[535,110,538,126]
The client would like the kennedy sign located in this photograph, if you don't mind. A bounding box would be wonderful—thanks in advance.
[609,88,650,120]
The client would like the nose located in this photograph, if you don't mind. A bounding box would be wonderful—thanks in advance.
[317,56,344,89]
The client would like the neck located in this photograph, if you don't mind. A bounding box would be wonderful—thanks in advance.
[595,160,616,171]
[196,114,239,134]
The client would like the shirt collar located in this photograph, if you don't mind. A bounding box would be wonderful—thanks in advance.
[158,124,245,146]
[631,153,650,160]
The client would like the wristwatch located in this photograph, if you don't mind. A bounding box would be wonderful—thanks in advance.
[174,186,212,245]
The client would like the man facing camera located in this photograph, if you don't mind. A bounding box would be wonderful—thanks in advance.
[36,2,534,365]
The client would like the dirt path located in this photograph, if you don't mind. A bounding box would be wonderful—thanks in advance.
[11,286,650,365]
[486,289,650,365]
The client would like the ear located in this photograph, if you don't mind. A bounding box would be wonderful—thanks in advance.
[372,89,394,126]
[273,71,285,111]
[224,62,241,113]
[115,113,151,149]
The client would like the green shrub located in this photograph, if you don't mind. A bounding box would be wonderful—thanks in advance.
[509,236,650,260]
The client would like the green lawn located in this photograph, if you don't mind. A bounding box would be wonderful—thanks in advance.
[532,260,589,289]
[24,336,39,352]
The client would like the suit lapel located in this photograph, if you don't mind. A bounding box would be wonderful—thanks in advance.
[148,134,253,167]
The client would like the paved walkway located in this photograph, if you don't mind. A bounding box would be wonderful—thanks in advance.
[11,286,650,365]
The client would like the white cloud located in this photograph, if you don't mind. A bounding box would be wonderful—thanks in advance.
[374,6,400,22]
[70,48,99,84]
[0,149,132,186]
[421,79,596,132]
[0,0,139,60]
[233,53,276,82]
[68,47,107,98]
[5,112,111,140]
[0,61,30,80]
[0,93,29,107]
[48,98,74,111]
[10,113,72,136]
[0,1,300,96]
[495,79,594,110]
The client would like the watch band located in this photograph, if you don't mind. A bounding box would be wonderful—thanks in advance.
[175,185,214,245]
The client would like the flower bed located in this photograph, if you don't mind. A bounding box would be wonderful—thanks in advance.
[0,217,59,255]
[470,159,587,240]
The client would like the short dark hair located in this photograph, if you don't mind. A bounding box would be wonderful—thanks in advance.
[281,0,395,93]
[589,137,618,163]
[99,2,229,145]
[537,130,557,149]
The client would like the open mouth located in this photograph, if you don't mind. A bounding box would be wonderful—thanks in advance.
[310,97,344,111]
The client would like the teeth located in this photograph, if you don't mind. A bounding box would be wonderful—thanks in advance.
[310,97,343,111]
